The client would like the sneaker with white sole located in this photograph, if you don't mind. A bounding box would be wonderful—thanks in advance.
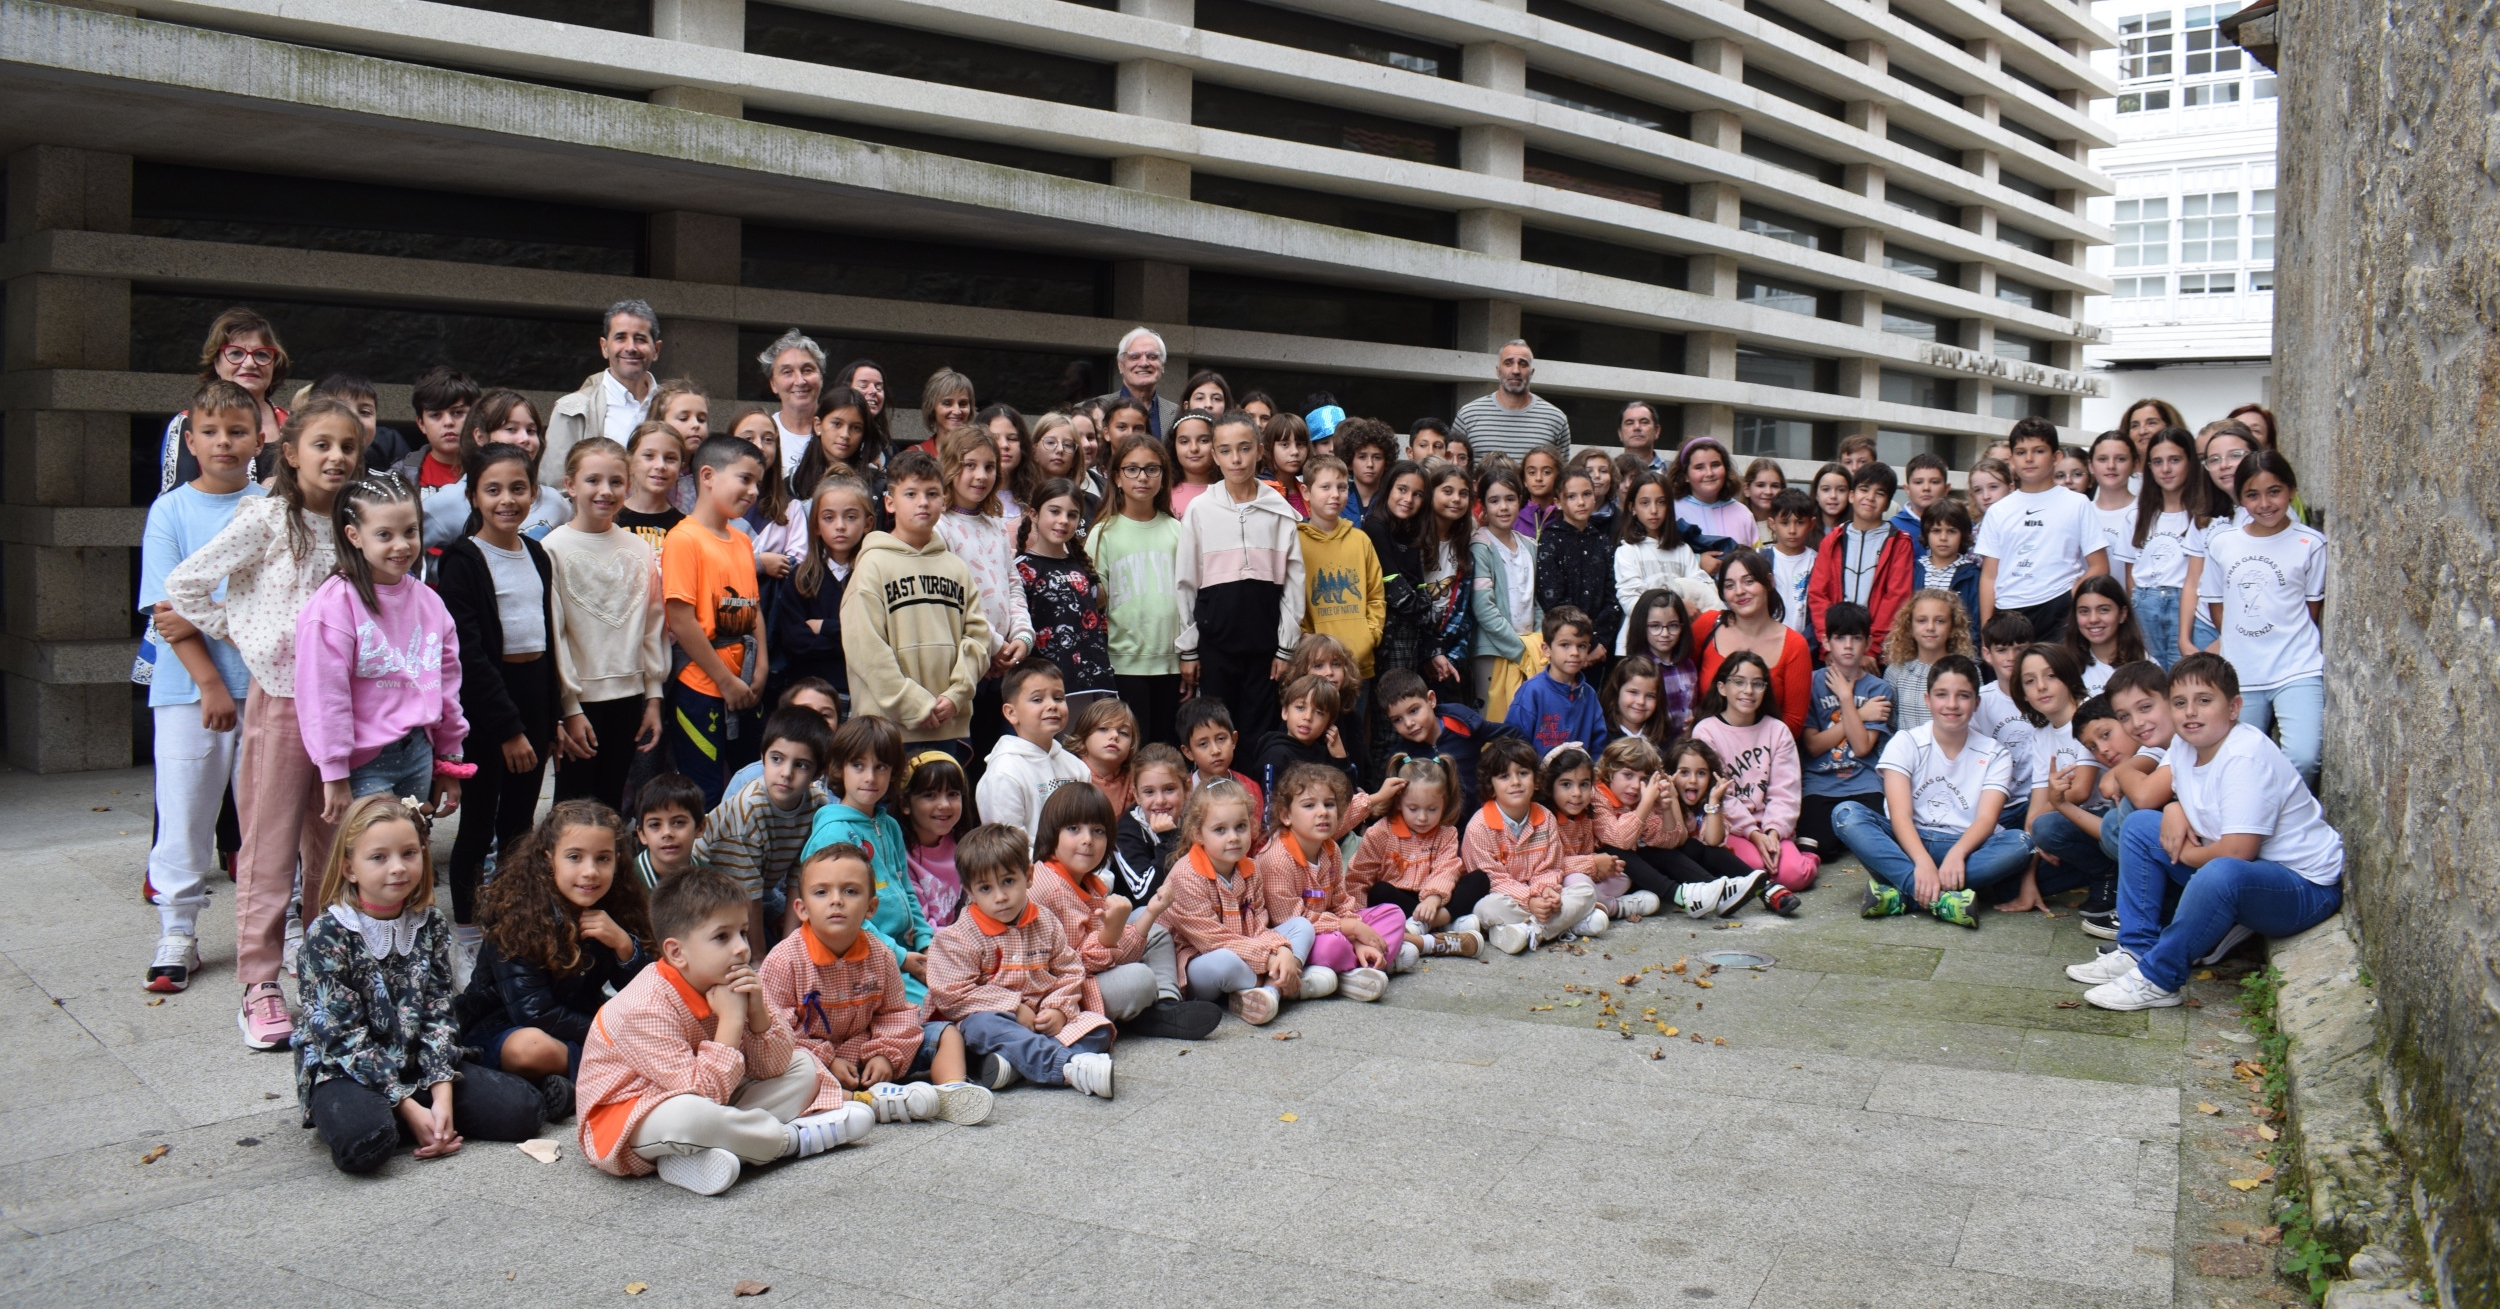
[2078,909,2120,941]
[976,1052,1022,1090]
[1338,966,1389,1002]
[2066,949,2138,985]
[656,1147,742,1195]
[1574,908,1610,937]
[1297,965,1338,999]
[1486,922,1534,955]
[2195,923,2255,967]
[237,981,293,1050]
[1063,1052,1115,1099]
[1405,916,1428,939]
[1681,872,1765,919]
[1226,985,1281,1026]
[929,1081,995,1124]
[280,928,303,980]
[1615,890,1662,921]
[1422,929,1482,957]
[2085,968,2182,1011]
[869,1082,938,1123]
[1394,941,1420,973]
[785,1102,874,1157]
[1448,914,1482,937]
[146,934,200,993]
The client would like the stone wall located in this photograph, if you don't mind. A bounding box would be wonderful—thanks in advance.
[2270,0,2498,1299]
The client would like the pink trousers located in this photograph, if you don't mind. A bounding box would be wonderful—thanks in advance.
[1308,904,1411,973]
[1729,835,1819,890]
[236,686,334,987]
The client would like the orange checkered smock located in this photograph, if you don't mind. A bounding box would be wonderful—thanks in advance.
[1163,845,1292,982]
[577,962,844,1177]
[1255,829,1358,932]
[923,900,1110,1046]
[1460,801,1564,901]
[758,926,923,1074]
[1029,857,1152,1015]
[1595,782,1675,851]
[1343,816,1461,905]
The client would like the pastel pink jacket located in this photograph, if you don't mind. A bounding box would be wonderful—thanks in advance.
[294,574,467,781]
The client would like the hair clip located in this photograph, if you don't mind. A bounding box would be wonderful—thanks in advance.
[1542,742,1588,767]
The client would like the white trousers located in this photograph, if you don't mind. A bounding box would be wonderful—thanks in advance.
[149,704,240,936]
[1476,874,1598,944]
[631,1062,821,1167]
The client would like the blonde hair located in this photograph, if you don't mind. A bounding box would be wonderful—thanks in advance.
[1389,754,1460,829]
[1597,735,1664,780]
[1177,777,1255,854]
[624,418,683,461]
[312,794,435,914]
[1885,588,1975,667]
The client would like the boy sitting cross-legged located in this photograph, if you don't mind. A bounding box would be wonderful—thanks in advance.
[758,842,994,1126]
[576,868,873,1196]
[924,824,1117,1098]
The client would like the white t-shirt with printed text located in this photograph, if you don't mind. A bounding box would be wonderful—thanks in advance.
[1877,724,2015,831]
[2129,509,2208,590]
[2197,522,2327,690]
[1770,545,1815,637]
[1976,486,2104,609]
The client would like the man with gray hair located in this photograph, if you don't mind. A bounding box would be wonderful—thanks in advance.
[1452,340,1570,463]
[546,299,663,473]
[1095,325,1180,439]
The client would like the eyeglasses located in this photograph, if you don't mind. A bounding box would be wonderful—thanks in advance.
[1722,678,1770,692]
[220,347,276,367]
[1119,464,1164,479]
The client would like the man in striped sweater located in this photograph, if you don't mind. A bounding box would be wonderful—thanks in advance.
[1451,341,1572,464]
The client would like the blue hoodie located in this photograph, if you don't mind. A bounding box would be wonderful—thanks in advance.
[801,800,933,1003]
[1504,667,1609,756]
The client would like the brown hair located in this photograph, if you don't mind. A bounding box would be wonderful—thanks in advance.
[956,822,1032,888]
[194,306,291,395]
[459,389,545,481]
[272,397,368,558]
[1095,428,1175,527]
[650,867,746,946]
[477,800,650,977]
[826,715,907,803]
[937,426,1004,518]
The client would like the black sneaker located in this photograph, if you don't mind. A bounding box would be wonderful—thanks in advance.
[2079,910,2120,941]
[977,1052,1021,1090]
[539,1073,575,1124]
[1120,997,1222,1041]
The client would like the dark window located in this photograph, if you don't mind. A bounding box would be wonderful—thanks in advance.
[741,226,1105,315]
[1990,388,2052,420]
[133,292,599,392]
[1522,227,1685,288]
[746,3,1115,108]
[2002,116,2058,150]
[1889,122,1966,168]
[1195,0,1458,77]
[1891,5,1961,46]
[737,328,1106,414]
[1881,305,1950,341]
[1994,274,2046,310]
[1740,134,1846,186]
[1735,347,1836,393]
[1524,149,1688,212]
[1192,84,1456,166]
[746,109,1113,182]
[1880,369,1959,410]
[435,0,646,33]
[1993,330,2045,363]
[2000,170,2059,205]
[1210,368,1455,433]
[1739,202,1839,252]
[1886,182,1961,224]
[1526,0,1693,62]
[1997,223,2055,256]
[1879,426,1958,463]
[1743,0,1844,51]
[1891,64,1965,109]
[1743,65,1843,118]
[1883,244,1961,285]
[1193,174,1456,245]
[1190,272,1454,350]
[1525,70,1690,136]
[1732,411,1826,459]
[2004,62,2059,100]
[132,162,643,275]
[1548,393,1679,445]
[1522,312,1684,373]
[1736,270,1835,319]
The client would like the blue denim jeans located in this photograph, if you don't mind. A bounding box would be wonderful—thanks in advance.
[348,728,433,802]
[2032,808,2116,901]
[2237,677,2324,792]
[954,1011,1113,1086]
[2116,808,2341,990]
[2191,612,2218,651]
[1830,802,2036,907]
[2131,585,2182,668]
[2097,795,2136,865]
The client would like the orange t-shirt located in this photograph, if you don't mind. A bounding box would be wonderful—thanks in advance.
[661,518,760,698]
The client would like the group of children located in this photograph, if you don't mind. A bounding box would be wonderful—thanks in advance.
[136,329,2340,1190]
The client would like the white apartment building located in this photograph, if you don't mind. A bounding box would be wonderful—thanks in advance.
[2081,0,2278,431]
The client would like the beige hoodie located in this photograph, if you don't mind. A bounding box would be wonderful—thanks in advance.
[839,530,993,742]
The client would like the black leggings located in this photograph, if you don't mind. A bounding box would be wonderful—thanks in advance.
[452,661,554,925]
[1603,843,1754,902]
[1195,645,1278,747]
[1117,674,1184,749]
[1798,792,1882,860]
[307,1061,543,1174]
[1366,871,1493,923]
[554,695,646,812]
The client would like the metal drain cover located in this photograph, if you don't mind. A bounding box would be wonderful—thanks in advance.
[1699,949,1775,970]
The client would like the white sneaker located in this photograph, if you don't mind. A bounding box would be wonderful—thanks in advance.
[1449,914,1482,937]
[928,1081,995,1124]
[2085,968,2182,1012]
[1405,916,1428,938]
[656,1147,742,1195]
[1615,891,1662,920]
[280,925,303,979]
[975,1053,1022,1090]
[785,1101,875,1157]
[2065,949,2138,985]
[1395,941,1420,973]
[1487,922,1534,955]
[1339,966,1389,1002]
[1064,1052,1115,1099]
[868,1082,937,1123]
[1298,965,1338,999]
[1226,985,1281,1026]
[1574,908,1610,937]
[146,933,200,993]
[2196,923,2256,966]
[1682,872,1766,919]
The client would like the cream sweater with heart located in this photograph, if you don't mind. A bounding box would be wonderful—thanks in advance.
[543,523,669,716]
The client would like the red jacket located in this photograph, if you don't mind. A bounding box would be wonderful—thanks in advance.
[1806,522,1916,653]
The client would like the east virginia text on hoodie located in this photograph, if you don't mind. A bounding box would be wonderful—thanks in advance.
[839,530,994,743]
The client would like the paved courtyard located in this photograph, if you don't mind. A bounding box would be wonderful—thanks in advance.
[0,767,2295,1307]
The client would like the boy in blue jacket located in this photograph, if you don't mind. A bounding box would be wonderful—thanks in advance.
[1502,608,1608,754]
[1378,668,1522,816]
[1917,498,1983,637]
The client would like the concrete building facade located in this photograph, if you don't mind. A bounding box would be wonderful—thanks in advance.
[0,0,2115,770]
[2077,0,2275,432]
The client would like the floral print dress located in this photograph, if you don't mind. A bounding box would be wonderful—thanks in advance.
[293,903,465,1124]
[1015,552,1114,697]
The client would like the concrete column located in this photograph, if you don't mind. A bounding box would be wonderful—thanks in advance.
[1462,42,1527,97]
[1112,257,1189,375]
[1459,208,1522,260]
[1835,358,1880,442]
[1846,37,1888,75]
[647,211,742,400]
[1112,57,1193,192]
[1690,110,1743,156]
[1108,2,1195,361]
[650,0,742,113]
[1690,181,1742,228]
[1458,40,1526,378]
[1845,99,1888,141]
[1693,37,1743,81]
[1963,147,2001,186]
[1841,226,1885,268]
[3,145,136,772]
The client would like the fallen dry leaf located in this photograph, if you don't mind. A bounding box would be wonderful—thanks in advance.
[1660,1026,1678,1037]
[1619,974,1640,986]
[146,997,165,1007]
[1529,1004,1554,1012]
[2056,1000,2084,1009]
[733,1281,770,1297]
[1711,1037,1727,1046]
[2227,1178,2262,1192]
[1648,1048,1664,1060]
[2233,1060,2267,1080]
[2257,1124,2278,1142]
[1670,957,1688,974]
[1641,1006,1657,1017]
[1694,979,1713,989]
[1689,1032,1703,1043]
[2194,969,2217,981]
[139,1145,168,1164]
[2185,998,2205,1008]
[1278,1113,1298,1122]
[1562,999,1583,1007]
[2252,1165,2277,1183]
[1271,1030,1301,1041]
[262,1091,280,1099]
[91,806,110,812]
[2198,1102,2223,1115]
[625,1283,649,1295]
[515,1139,561,1164]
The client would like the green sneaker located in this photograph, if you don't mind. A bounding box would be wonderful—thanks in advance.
[1859,878,1905,919]
[1931,889,1979,928]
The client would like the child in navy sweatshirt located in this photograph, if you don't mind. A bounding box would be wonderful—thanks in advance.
[1504,608,1609,753]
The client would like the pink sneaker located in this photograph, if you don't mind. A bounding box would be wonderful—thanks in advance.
[238,982,293,1050]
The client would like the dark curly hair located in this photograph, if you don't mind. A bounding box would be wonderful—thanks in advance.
[477,799,652,977]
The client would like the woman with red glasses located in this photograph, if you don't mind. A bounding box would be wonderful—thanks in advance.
[157,306,292,496]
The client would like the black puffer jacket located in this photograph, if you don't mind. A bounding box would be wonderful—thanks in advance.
[1535,517,1620,645]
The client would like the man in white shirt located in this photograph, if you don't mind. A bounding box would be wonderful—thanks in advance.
[543,299,662,474]
[2068,653,2344,1011]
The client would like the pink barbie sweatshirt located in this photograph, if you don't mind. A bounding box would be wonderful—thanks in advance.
[1692,715,1801,841]
[294,573,469,782]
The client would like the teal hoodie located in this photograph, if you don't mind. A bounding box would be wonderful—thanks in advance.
[802,800,932,1003]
